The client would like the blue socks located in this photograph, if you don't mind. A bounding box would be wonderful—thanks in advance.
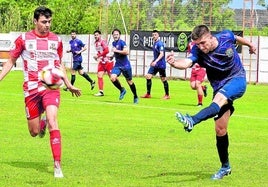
[191,102,221,125]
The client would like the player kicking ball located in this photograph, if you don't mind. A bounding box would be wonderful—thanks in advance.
[167,25,256,180]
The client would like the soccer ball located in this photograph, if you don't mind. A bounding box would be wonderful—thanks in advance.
[40,67,64,90]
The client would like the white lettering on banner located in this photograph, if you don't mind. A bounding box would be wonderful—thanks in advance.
[0,40,12,50]
[143,36,154,47]
[143,36,175,48]
[160,36,175,48]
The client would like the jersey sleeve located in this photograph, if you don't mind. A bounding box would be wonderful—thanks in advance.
[220,30,236,44]
[10,35,24,59]
[57,39,63,59]
[188,44,199,64]
[101,39,108,49]
[120,40,127,49]
[79,40,86,48]
[97,40,109,57]
[158,42,165,52]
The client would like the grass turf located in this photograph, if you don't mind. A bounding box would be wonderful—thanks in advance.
[0,70,267,186]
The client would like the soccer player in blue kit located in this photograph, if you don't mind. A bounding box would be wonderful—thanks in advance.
[110,28,138,104]
[141,30,170,99]
[64,31,95,91]
[166,25,256,180]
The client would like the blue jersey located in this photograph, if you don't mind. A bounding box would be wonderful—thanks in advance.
[153,39,166,69]
[112,39,131,69]
[69,38,85,62]
[189,30,246,92]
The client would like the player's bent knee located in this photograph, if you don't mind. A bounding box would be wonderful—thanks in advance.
[215,127,227,136]
[145,74,152,79]
[110,76,116,82]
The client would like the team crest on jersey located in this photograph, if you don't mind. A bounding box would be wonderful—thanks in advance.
[225,48,234,57]
[25,41,36,51]
[28,43,34,50]
[49,43,57,51]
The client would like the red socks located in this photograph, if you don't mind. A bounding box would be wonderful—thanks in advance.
[50,130,61,163]
[98,77,103,91]
[198,94,203,104]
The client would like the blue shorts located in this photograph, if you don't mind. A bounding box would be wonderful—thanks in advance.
[72,61,83,71]
[111,66,133,81]
[147,66,166,77]
[218,77,246,102]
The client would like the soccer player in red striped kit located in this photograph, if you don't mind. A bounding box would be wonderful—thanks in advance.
[187,41,208,106]
[93,30,114,96]
[0,6,81,178]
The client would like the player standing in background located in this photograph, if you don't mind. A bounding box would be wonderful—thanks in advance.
[63,31,95,91]
[141,30,170,100]
[93,30,114,96]
[187,41,208,106]
[0,6,81,178]
[167,24,256,180]
[110,28,138,104]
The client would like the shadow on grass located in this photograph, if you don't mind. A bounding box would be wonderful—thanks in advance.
[2,161,52,185]
[4,161,50,174]
[142,170,211,183]
[176,103,198,107]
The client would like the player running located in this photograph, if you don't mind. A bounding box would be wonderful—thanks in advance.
[0,6,81,178]
[141,30,170,99]
[187,41,208,106]
[110,28,138,104]
[64,31,95,91]
[93,30,114,96]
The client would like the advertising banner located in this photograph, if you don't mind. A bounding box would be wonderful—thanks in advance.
[130,30,243,53]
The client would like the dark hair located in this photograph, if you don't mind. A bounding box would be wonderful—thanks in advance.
[94,30,101,34]
[191,24,210,40]
[34,6,52,20]
[152,29,159,33]
[71,30,77,34]
[112,28,121,35]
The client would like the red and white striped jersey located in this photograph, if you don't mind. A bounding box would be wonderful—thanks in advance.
[192,63,204,71]
[187,41,205,71]
[94,38,109,63]
[10,30,63,97]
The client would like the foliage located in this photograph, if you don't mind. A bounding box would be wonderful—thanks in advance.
[0,0,267,35]
[257,0,266,8]
[47,0,99,34]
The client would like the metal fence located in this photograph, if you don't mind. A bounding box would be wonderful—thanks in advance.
[98,0,268,36]
[1,32,267,84]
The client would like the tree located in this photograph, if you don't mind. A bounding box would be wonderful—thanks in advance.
[1,0,268,35]
[257,0,266,7]
[47,0,99,34]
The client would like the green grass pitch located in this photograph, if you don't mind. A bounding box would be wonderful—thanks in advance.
[0,70,267,186]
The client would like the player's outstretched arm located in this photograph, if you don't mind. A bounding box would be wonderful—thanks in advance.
[166,52,193,70]
[67,85,81,97]
[59,63,81,97]
[0,58,17,81]
[235,35,256,54]
[62,76,81,97]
